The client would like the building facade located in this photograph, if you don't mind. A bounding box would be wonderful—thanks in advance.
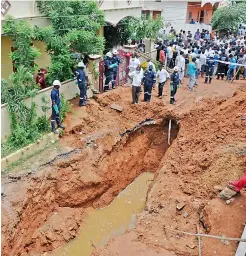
[1,0,221,80]
[1,0,143,80]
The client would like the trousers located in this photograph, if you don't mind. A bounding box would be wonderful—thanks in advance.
[201,64,206,77]
[158,82,165,97]
[104,72,113,91]
[227,68,235,80]
[205,67,214,83]
[144,83,153,102]
[51,103,61,130]
[78,82,87,106]
[170,84,178,104]
[111,72,117,89]
[132,86,141,103]
[217,65,226,80]
[188,74,196,89]
[178,71,184,81]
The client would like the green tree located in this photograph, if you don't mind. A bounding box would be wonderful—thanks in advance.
[211,2,246,33]
[3,16,41,72]
[35,0,105,84]
[124,15,164,41]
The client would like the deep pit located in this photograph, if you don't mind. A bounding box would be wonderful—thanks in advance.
[2,119,179,256]
[2,84,246,256]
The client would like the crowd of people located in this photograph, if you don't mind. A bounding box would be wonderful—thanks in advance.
[48,27,246,133]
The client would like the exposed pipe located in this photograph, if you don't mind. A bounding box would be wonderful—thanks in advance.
[168,119,172,145]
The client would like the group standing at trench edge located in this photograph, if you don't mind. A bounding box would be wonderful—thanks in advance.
[103,49,181,105]
[102,27,246,105]
[49,27,246,133]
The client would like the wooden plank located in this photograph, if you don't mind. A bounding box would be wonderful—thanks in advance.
[235,225,246,256]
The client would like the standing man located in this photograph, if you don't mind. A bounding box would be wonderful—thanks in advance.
[128,53,141,86]
[156,64,170,99]
[170,66,180,104]
[204,52,215,84]
[111,49,121,89]
[76,61,88,106]
[194,29,201,41]
[167,44,173,68]
[187,57,197,91]
[142,65,156,102]
[226,54,237,80]
[128,65,144,104]
[176,51,185,83]
[50,80,65,134]
[104,52,114,91]
[200,50,206,77]
[216,49,228,80]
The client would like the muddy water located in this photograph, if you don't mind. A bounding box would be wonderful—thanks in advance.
[49,172,154,256]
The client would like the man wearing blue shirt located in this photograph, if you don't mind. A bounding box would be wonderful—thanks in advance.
[187,57,197,91]
[111,49,121,89]
[227,54,237,80]
[50,80,65,134]
[142,65,156,102]
[76,61,88,106]
[205,53,215,84]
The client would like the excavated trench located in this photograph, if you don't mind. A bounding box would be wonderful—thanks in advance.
[2,118,179,256]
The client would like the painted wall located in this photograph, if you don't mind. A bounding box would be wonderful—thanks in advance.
[33,41,51,70]
[143,0,211,34]
[1,36,13,81]
[1,37,51,81]
[186,2,213,24]
[1,77,93,140]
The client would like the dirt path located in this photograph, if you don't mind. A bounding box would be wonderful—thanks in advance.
[1,77,246,256]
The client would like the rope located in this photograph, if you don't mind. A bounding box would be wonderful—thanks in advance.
[163,226,246,242]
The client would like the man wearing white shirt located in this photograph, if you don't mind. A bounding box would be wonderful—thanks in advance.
[176,51,185,82]
[156,64,170,98]
[128,54,141,86]
[167,45,173,67]
[200,50,207,77]
[128,65,144,104]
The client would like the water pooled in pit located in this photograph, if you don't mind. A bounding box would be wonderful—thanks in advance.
[49,172,154,256]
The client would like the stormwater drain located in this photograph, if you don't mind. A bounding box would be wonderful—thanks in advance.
[48,172,154,256]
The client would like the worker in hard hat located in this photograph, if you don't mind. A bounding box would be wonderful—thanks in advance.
[75,61,88,106]
[111,49,121,89]
[170,66,180,104]
[104,52,114,91]
[142,65,156,102]
[50,80,65,134]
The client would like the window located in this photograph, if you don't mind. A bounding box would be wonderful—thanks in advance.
[1,0,11,16]
[142,11,150,19]
[153,11,161,20]
[188,12,192,19]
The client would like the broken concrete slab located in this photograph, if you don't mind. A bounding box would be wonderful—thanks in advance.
[176,202,186,211]
[110,103,124,112]
[219,187,238,200]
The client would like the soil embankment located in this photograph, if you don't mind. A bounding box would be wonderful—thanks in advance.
[2,78,246,256]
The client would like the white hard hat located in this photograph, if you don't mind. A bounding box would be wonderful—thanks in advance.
[53,80,61,86]
[106,52,112,58]
[78,61,85,68]
[174,66,179,72]
[112,49,118,55]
